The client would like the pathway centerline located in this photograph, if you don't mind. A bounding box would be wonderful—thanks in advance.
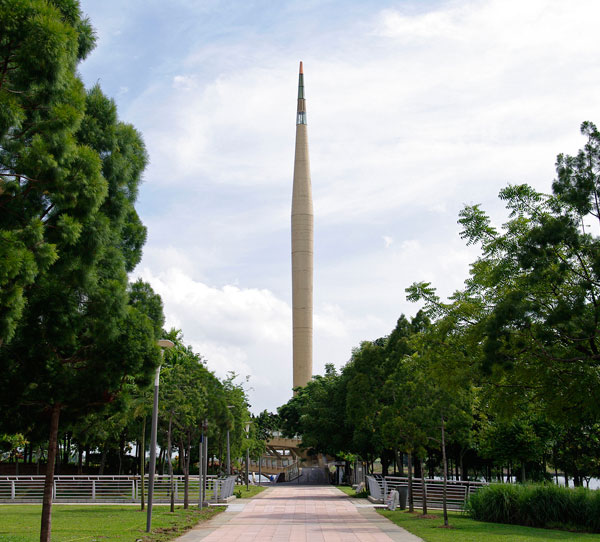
[176,486,422,542]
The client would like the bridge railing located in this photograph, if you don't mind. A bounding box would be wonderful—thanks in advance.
[366,475,488,510]
[248,457,295,471]
[283,461,301,482]
[0,475,236,504]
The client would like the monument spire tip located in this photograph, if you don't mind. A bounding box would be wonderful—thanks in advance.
[299,61,303,74]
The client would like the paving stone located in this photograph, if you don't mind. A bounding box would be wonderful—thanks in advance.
[177,486,422,541]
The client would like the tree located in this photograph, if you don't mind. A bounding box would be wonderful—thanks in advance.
[279,364,351,460]
[0,5,156,539]
[0,0,96,346]
[453,122,600,423]
[159,338,209,510]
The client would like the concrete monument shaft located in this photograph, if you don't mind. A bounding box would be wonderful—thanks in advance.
[291,61,313,390]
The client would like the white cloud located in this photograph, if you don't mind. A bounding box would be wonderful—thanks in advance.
[136,267,292,410]
[79,0,600,412]
[172,75,197,91]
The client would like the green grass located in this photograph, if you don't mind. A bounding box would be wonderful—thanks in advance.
[378,509,600,542]
[335,485,368,498]
[233,485,267,499]
[0,504,224,542]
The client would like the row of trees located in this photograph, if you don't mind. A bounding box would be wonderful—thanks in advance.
[278,122,600,523]
[0,2,262,540]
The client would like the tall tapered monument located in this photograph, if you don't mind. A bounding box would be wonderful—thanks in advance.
[291,61,313,390]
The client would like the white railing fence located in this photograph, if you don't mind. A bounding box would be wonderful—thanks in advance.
[367,475,487,510]
[283,461,301,482]
[0,475,237,504]
[352,462,367,486]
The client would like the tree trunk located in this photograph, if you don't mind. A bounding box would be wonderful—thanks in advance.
[40,403,61,542]
[77,444,83,474]
[118,432,125,475]
[407,451,414,513]
[420,457,428,515]
[99,444,107,475]
[382,454,389,477]
[167,412,175,513]
[441,412,449,527]
[55,440,60,475]
[521,462,526,483]
[160,447,165,475]
[397,451,404,476]
[140,416,146,511]
[84,444,90,471]
[454,454,459,481]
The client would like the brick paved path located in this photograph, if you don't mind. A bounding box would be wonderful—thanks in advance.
[177,486,422,542]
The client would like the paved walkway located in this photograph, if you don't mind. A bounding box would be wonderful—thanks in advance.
[176,486,422,542]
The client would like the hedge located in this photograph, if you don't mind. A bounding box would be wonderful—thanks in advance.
[466,483,600,532]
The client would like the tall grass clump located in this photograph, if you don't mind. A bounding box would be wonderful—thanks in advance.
[466,483,600,532]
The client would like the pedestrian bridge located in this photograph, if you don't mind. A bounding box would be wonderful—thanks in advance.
[248,436,305,477]
[248,436,330,484]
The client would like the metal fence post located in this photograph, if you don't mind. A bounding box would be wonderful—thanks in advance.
[11,480,15,501]
[92,480,96,502]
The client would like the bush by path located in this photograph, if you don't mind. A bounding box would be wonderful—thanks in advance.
[466,483,600,532]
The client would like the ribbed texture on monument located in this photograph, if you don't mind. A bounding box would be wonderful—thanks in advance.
[291,61,313,390]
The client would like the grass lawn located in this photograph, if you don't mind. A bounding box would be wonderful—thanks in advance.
[0,504,223,542]
[233,485,267,499]
[335,485,368,498]
[378,509,600,542]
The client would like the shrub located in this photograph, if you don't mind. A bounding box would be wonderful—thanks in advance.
[466,483,600,532]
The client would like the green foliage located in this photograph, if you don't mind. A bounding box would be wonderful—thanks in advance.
[279,364,351,458]
[0,0,98,344]
[467,483,600,532]
[405,122,600,485]
[254,410,280,440]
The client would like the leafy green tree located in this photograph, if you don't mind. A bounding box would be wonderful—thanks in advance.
[454,122,600,423]
[0,6,156,539]
[254,410,280,440]
[279,364,351,459]
[552,422,600,487]
[0,0,96,346]
[159,336,209,509]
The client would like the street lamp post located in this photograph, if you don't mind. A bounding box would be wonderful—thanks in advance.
[245,421,251,490]
[226,405,234,476]
[198,419,207,509]
[146,339,174,533]
[226,430,231,475]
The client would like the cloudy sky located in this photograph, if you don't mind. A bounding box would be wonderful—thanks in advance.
[77,0,600,413]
